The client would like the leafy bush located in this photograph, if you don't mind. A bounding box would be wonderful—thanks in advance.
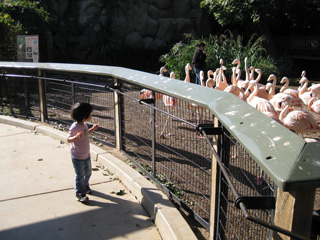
[0,12,22,61]
[160,31,279,83]
[0,0,50,61]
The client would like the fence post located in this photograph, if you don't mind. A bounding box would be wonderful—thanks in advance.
[113,77,122,151]
[24,71,30,108]
[38,70,47,122]
[151,90,156,178]
[210,116,221,240]
[71,82,76,105]
[273,188,316,240]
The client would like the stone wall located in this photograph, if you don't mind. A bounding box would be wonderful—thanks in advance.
[42,0,213,68]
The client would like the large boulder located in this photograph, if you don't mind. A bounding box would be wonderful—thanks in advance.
[175,18,198,41]
[155,18,177,43]
[172,0,192,18]
[132,6,159,37]
[148,5,171,19]
[78,0,104,26]
[150,0,171,9]
[124,32,144,50]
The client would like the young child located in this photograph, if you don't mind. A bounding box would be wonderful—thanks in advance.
[67,102,99,202]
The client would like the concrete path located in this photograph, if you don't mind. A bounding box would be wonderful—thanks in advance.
[0,116,197,240]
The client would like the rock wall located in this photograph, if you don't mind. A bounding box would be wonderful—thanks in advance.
[42,0,213,68]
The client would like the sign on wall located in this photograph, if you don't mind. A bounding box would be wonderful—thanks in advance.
[17,35,39,62]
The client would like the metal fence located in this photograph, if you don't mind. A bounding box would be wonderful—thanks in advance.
[1,62,319,240]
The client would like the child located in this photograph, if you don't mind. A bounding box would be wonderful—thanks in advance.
[67,102,99,202]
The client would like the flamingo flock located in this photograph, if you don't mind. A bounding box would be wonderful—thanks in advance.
[140,59,320,141]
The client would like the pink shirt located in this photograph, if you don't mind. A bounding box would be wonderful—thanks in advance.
[68,122,90,160]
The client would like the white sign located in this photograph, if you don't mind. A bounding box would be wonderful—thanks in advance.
[17,35,39,62]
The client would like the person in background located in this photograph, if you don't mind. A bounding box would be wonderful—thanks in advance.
[192,42,207,85]
[67,102,99,202]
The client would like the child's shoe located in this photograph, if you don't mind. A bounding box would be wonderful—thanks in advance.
[76,193,89,202]
[86,187,92,195]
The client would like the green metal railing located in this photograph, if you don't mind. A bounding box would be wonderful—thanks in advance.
[1,61,319,239]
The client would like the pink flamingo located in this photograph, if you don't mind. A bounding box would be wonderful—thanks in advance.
[224,67,245,100]
[266,74,293,113]
[200,70,206,86]
[234,57,250,91]
[251,69,268,100]
[308,83,320,97]
[279,97,320,135]
[184,63,192,83]
[308,97,320,115]
[245,81,278,119]
[298,77,313,106]
[206,76,216,88]
[279,77,302,107]
[215,59,229,91]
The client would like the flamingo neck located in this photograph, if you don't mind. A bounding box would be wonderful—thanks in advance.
[280,79,289,93]
[255,71,262,83]
[299,80,308,95]
[247,83,258,103]
[308,97,316,109]
[279,104,290,122]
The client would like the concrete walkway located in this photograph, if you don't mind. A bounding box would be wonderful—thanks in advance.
[0,116,197,240]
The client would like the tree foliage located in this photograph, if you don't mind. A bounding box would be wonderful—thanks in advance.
[0,0,50,61]
[160,31,278,83]
[200,0,320,36]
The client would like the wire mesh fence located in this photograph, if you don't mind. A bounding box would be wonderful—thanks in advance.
[1,66,317,240]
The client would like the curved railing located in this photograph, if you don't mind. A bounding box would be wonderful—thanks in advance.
[1,61,319,239]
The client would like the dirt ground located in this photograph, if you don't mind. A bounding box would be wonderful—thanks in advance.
[98,132,320,240]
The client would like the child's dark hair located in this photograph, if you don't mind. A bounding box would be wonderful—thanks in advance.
[71,102,93,122]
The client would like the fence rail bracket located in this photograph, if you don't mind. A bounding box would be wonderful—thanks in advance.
[139,98,155,105]
[196,124,223,135]
[235,196,275,210]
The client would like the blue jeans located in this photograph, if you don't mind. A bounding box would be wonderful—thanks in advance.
[193,67,205,85]
[72,157,92,194]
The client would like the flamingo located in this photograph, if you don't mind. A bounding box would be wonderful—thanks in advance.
[159,66,168,76]
[231,59,240,84]
[200,70,206,86]
[184,63,192,83]
[308,97,320,115]
[308,83,320,97]
[247,69,269,100]
[279,97,320,135]
[207,70,214,80]
[279,77,302,107]
[249,66,255,80]
[215,59,229,91]
[236,57,250,91]
[245,81,278,119]
[297,70,307,92]
[206,69,217,88]
[140,66,168,99]
[298,77,313,106]
[224,67,245,100]
[160,72,177,138]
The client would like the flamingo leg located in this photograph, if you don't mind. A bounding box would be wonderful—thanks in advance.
[160,115,170,138]
[160,106,175,138]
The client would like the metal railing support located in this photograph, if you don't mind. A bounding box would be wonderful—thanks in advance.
[23,71,30,108]
[273,188,316,240]
[210,117,221,240]
[113,77,122,151]
[71,82,76,105]
[38,70,47,122]
[151,91,156,178]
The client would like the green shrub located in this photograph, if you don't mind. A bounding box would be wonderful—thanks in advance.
[0,0,50,61]
[160,31,279,83]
